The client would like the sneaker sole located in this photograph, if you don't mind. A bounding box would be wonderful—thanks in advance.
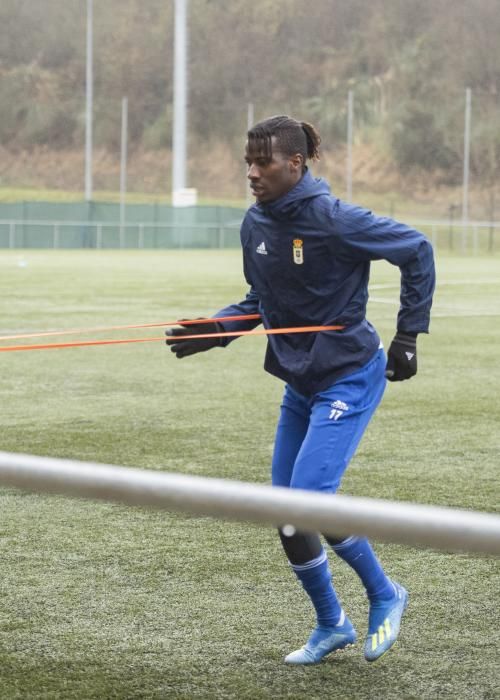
[285,639,357,665]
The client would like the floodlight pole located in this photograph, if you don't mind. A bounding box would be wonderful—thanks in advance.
[85,0,93,202]
[462,87,472,252]
[172,0,188,203]
[346,90,353,202]
[120,97,128,248]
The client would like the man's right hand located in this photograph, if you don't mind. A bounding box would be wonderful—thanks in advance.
[165,319,223,358]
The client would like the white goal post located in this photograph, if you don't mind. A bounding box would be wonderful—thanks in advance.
[0,451,498,556]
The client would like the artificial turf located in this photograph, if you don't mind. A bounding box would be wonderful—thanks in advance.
[0,250,499,699]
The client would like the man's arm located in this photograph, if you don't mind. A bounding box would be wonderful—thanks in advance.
[166,287,261,358]
[331,201,436,380]
[213,286,262,347]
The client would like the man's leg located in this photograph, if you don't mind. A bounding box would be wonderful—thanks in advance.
[272,386,356,665]
[291,349,409,661]
[327,535,408,661]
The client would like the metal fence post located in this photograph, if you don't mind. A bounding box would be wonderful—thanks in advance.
[96,224,102,249]
[138,224,144,249]
[488,223,495,253]
[9,222,15,249]
[53,223,60,249]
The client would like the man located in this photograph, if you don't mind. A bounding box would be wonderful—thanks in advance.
[166,115,435,665]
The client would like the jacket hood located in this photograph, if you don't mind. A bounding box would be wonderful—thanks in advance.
[260,169,331,221]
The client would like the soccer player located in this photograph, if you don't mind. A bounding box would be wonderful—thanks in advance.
[166,115,435,665]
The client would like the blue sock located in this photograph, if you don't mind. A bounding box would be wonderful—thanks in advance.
[330,537,394,601]
[291,549,342,627]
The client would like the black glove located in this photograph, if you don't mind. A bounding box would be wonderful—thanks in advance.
[385,332,417,381]
[165,318,223,359]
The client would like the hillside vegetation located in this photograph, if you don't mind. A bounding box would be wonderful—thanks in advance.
[0,0,499,213]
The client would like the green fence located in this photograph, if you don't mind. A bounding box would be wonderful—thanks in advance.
[0,201,498,252]
[0,202,246,249]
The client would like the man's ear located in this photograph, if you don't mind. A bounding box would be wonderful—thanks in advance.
[289,153,304,173]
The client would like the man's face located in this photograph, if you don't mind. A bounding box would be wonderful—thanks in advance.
[245,138,303,203]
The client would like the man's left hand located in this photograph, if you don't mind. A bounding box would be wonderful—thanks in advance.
[385,332,417,381]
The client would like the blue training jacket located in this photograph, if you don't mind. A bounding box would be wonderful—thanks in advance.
[214,169,435,397]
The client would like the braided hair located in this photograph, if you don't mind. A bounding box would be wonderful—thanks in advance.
[247,115,321,167]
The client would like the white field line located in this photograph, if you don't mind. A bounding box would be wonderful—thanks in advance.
[369,297,499,317]
[431,312,500,318]
[369,297,399,305]
[370,279,500,291]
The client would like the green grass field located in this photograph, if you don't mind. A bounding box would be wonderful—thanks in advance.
[0,250,499,699]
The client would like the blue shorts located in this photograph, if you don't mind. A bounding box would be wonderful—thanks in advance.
[271,348,386,493]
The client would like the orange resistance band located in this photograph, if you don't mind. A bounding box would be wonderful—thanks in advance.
[0,314,262,342]
[0,325,345,353]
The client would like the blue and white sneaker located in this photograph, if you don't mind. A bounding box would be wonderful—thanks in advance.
[284,611,357,665]
[364,581,409,662]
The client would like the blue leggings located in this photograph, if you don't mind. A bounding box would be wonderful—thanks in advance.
[272,349,396,610]
[272,348,386,493]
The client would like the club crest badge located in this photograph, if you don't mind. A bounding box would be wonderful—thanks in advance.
[293,238,304,265]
